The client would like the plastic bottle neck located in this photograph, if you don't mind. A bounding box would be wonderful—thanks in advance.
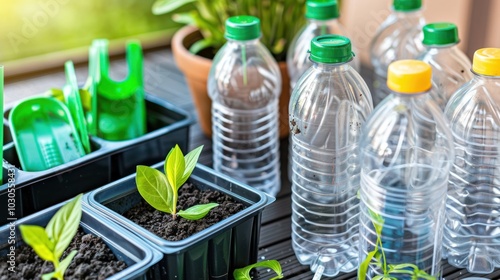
[307,18,339,25]
[394,8,424,19]
[423,44,461,55]
[313,61,351,71]
[472,72,500,80]
[226,38,261,47]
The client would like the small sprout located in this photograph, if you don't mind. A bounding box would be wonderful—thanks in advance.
[19,194,83,280]
[358,209,436,280]
[233,260,283,280]
[136,144,218,220]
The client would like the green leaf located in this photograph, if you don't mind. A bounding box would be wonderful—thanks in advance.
[372,276,383,280]
[166,145,185,191]
[181,145,203,185]
[152,0,196,15]
[233,260,283,280]
[389,263,419,271]
[19,225,56,263]
[136,165,173,213]
[178,203,219,220]
[41,271,57,280]
[45,194,82,260]
[172,12,196,25]
[54,250,78,279]
[368,208,384,236]
[358,248,378,280]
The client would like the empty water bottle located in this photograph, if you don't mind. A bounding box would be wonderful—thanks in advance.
[286,0,360,181]
[443,48,500,274]
[287,0,360,91]
[358,60,454,279]
[370,0,426,106]
[417,22,473,110]
[208,15,281,196]
[290,35,373,277]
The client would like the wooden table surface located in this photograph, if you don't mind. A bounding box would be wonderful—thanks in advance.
[4,47,500,280]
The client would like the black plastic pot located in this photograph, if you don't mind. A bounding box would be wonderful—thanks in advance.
[0,94,192,225]
[85,163,275,280]
[0,200,162,280]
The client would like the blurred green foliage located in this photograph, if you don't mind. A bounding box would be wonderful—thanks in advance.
[152,0,307,61]
[0,0,183,62]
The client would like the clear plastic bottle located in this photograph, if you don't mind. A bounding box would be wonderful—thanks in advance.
[287,0,360,91]
[358,60,454,279]
[443,48,500,274]
[286,0,360,182]
[370,0,426,107]
[417,22,473,110]
[208,15,281,196]
[289,35,373,277]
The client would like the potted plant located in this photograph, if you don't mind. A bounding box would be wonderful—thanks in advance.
[84,144,275,280]
[0,194,162,279]
[153,0,307,138]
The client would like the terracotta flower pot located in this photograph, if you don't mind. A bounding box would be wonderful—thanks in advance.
[171,25,290,139]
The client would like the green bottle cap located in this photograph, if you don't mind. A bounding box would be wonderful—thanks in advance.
[306,0,339,20]
[422,22,459,45]
[225,15,261,41]
[393,0,422,11]
[310,35,354,63]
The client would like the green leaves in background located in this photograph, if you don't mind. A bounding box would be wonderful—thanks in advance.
[137,144,218,220]
[233,260,283,280]
[19,194,83,280]
[152,0,306,60]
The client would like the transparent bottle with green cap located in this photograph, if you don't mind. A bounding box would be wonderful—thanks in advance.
[208,15,281,196]
[289,34,372,278]
[357,60,453,280]
[417,22,473,110]
[287,0,360,92]
[443,48,500,274]
[370,0,426,107]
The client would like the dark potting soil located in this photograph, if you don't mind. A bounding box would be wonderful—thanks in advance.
[0,228,127,280]
[124,183,246,241]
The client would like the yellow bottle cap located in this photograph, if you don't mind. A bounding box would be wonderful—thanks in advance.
[472,48,500,76]
[387,60,432,94]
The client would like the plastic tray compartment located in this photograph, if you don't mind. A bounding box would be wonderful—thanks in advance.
[0,201,162,280]
[109,94,192,179]
[85,163,275,280]
[0,94,192,226]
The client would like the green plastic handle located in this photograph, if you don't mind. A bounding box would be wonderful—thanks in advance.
[64,61,91,154]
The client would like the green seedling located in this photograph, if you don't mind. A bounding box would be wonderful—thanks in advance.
[358,209,436,280]
[19,194,83,280]
[136,144,218,220]
[233,260,283,280]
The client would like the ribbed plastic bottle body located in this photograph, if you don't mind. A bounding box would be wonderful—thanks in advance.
[443,75,500,273]
[370,11,426,106]
[417,46,473,110]
[290,63,373,277]
[287,19,360,91]
[208,39,281,196]
[358,93,453,279]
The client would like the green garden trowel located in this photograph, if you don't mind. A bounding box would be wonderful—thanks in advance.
[9,96,86,172]
[89,39,146,141]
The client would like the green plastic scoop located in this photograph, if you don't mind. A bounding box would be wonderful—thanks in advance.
[89,39,146,141]
[9,97,86,171]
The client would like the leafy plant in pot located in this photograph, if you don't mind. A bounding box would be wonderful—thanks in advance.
[154,0,307,138]
[84,144,275,280]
